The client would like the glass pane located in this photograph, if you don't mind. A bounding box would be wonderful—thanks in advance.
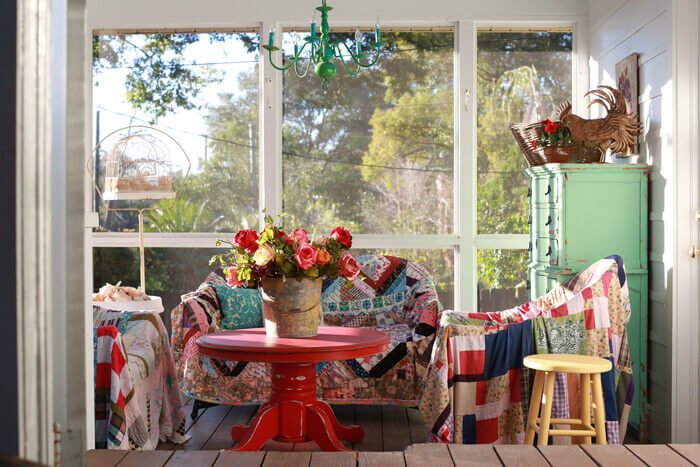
[351,248,454,310]
[93,247,220,332]
[477,249,529,312]
[476,32,572,234]
[92,32,260,232]
[281,31,454,235]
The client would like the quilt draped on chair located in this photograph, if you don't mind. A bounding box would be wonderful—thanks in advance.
[419,257,634,444]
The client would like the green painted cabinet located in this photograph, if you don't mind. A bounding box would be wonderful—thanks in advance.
[526,163,648,435]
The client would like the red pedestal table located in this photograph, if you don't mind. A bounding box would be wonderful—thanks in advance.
[196,326,389,451]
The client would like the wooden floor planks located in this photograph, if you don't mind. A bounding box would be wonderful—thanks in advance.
[86,404,700,467]
[87,443,700,466]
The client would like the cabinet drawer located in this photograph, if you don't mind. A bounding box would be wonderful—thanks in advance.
[532,207,560,236]
[531,176,559,205]
[533,237,559,266]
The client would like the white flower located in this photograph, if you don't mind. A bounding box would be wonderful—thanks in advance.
[253,243,275,266]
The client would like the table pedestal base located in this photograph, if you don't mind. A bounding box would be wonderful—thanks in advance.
[228,362,363,451]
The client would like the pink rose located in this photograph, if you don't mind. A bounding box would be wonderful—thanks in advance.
[234,229,259,252]
[330,226,352,248]
[295,243,318,270]
[339,254,361,280]
[291,228,309,244]
[225,266,242,287]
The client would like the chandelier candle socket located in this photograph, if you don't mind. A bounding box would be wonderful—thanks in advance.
[262,0,385,90]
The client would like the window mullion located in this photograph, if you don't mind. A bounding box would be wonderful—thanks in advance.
[455,20,476,312]
[259,20,283,229]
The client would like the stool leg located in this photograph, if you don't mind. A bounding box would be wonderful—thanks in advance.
[591,373,607,445]
[524,371,545,444]
[537,372,556,446]
[580,373,592,445]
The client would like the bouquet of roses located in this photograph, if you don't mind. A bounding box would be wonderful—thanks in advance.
[210,213,361,288]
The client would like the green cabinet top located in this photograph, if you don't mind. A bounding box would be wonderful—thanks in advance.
[526,163,648,273]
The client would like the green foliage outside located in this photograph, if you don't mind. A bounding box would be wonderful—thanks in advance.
[92,31,572,309]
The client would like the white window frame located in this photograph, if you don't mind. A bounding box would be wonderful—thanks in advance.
[87,21,581,314]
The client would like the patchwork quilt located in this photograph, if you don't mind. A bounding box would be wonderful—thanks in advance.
[94,325,141,449]
[170,255,444,406]
[94,309,188,450]
[419,257,634,445]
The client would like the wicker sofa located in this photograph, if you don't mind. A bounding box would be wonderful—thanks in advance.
[170,255,444,415]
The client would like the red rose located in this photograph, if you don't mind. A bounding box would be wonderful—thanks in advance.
[531,140,537,149]
[339,254,361,281]
[544,121,559,134]
[225,266,242,287]
[330,226,352,248]
[291,228,309,244]
[283,235,295,246]
[274,230,286,238]
[295,243,318,270]
[234,229,259,249]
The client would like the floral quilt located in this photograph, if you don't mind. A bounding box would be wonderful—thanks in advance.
[170,255,444,406]
[419,257,634,445]
[94,308,188,449]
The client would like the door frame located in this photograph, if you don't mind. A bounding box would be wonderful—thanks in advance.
[671,0,700,444]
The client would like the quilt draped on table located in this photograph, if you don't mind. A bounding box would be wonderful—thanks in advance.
[94,308,189,449]
[94,325,144,449]
[418,257,634,445]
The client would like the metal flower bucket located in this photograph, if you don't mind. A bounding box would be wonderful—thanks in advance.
[260,277,323,338]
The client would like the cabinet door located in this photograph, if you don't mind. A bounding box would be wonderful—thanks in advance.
[560,171,646,272]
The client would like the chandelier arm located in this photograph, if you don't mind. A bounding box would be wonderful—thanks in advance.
[293,40,312,61]
[335,41,364,66]
[294,54,313,77]
[333,44,361,76]
[355,46,383,68]
[267,51,296,72]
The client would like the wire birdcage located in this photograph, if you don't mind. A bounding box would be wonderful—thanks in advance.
[88,126,191,293]
[103,132,176,200]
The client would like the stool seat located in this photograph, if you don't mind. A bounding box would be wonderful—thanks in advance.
[524,354,612,374]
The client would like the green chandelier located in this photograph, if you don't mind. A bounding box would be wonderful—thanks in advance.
[262,0,385,90]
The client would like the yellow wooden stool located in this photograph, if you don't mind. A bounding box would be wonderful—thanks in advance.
[523,354,612,445]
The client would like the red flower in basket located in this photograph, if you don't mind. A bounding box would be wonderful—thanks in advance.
[330,226,353,248]
[234,229,259,254]
[531,140,537,149]
[295,243,318,270]
[544,120,559,134]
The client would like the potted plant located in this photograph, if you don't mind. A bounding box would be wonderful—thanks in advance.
[532,119,573,163]
[210,213,359,338]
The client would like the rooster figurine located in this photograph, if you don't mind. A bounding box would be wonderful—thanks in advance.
[557,85,641,155]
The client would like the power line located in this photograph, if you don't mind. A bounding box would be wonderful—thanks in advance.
[94,45,454,70]
[94,105,453,174]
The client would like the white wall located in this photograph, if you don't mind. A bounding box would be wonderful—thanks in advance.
[588,0,673,443]
[87,0,588,28]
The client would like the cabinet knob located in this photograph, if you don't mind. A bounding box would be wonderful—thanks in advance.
[546,246,552,257]
[695,210,700,222]
[545,185,551,196]
[690,246,700,258]
[545,215,551,226]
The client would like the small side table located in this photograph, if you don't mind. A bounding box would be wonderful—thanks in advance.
[196,326,389,451]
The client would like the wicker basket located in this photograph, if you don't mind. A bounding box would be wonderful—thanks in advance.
[510,122,604,167]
